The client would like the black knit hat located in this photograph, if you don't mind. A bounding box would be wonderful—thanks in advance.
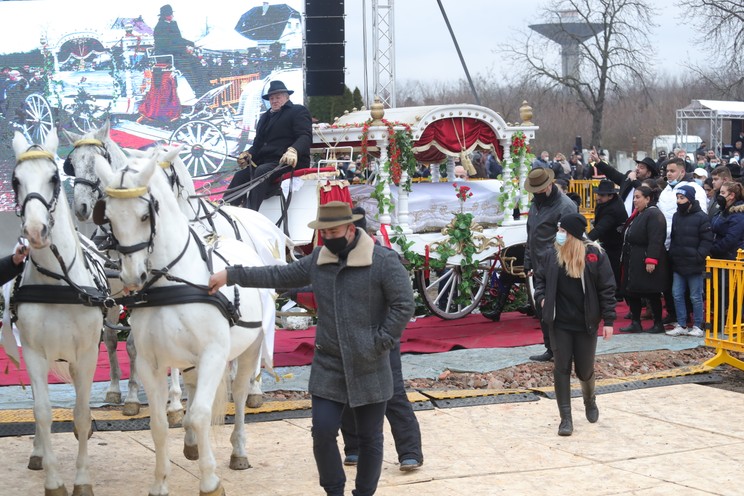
[558,213,587,240]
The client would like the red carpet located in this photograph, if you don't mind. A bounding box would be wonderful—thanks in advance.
[0,303,633,386]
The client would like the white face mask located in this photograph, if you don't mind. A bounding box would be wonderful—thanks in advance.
[694,178,704,186]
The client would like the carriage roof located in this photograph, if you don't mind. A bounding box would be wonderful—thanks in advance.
[311,103,537,161]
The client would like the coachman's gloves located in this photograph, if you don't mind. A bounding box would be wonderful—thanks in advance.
[280,147,298,168]
[237,151,253,169]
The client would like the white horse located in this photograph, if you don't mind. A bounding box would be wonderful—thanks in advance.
[11,131,105,496]
[63,125,184,419]
[95,152,267,496]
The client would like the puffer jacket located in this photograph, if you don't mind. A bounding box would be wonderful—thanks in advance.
[669,200,713,275]
[226,229,414,408]
[533,243,616,335]
[710,201,744,260]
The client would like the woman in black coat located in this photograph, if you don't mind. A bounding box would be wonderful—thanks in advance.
[619,185,668,334]
[533,213,616,437]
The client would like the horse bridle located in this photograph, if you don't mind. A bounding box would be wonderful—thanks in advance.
[13,147,62,225]
[64,138,112,199]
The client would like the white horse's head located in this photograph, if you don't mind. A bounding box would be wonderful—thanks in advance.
[63,120,127,222]
[96,154,169,292]
[12,131,62,249]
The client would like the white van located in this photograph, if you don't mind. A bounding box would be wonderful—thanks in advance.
[651,135,703,162]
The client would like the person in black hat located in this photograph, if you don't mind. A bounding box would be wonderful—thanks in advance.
[590,149,659,217]
[588,179,627,297]
[153,4,208,95]
[533,212,616,436]
[225,80,312,210]
[523,168,579,362]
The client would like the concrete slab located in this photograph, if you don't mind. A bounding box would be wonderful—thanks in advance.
[1,384,741,496]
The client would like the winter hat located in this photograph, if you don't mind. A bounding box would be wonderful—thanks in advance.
[675,185,696,204]
[558,213,587,240]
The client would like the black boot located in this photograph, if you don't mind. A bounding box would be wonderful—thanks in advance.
[482,290,511,322]
[580,376,599,423]
[645,321,665,334]
[619,320,643,333]
[554,371,573,436]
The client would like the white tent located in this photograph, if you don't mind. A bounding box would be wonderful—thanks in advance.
[197,29,258,52]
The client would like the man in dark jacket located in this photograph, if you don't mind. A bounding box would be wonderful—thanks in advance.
[523,168,578,361]
[209,201,415,496]
[592,151,659,216]
[588,180,627,297]
[153,4,207,95]
[666,185,712,337]
[226,80,312,210]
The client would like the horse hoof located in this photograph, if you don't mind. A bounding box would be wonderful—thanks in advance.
[245,394,263,409]
[45,485,69,496]
[105,391,122,404]
[167,409,184,427]
[72,484,94,496]
[122,402,141,416]
[28,455,43,470]
[229,455,251,470]
[183,443,199,461]
[199,482,225,496]
[73,422,93,441]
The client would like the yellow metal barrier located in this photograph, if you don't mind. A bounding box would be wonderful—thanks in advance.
[568,179,600,223]
[704,250,744,370]
[209,73,261,108]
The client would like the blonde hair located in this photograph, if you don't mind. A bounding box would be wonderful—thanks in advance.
[555,237,604,278]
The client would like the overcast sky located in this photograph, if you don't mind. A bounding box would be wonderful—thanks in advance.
[0,0,703,93]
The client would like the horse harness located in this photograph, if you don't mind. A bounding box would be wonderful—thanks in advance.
[100,170,261,329]
[63,138,111,199]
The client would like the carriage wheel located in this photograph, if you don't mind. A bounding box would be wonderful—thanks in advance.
[169,120,227,177]
[414,264,489,320]
[23,94,54,144]
[69,107,106,134]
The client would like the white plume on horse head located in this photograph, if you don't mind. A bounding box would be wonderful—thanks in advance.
[12,131,62,249]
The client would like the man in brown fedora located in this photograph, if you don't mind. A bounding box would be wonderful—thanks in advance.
[225,80,312,210]
[209,201,415,496]
[523,167,578,361]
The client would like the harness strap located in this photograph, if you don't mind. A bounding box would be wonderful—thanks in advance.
[11,284,111,326]
[116,285,260,328]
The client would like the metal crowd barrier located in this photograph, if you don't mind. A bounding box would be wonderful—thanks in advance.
[208,73,261,108]
[568,179,600,223]
[704,250,744,370]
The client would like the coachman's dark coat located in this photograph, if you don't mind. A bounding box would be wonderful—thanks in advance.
[249,101,312,169]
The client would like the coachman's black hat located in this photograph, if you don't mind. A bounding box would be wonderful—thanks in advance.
[262,80,294,100]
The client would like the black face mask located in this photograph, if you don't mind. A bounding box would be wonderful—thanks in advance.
[532,192,548,203]
[322,233,349,254]
[716,194,728,210]
[677,202,691,214]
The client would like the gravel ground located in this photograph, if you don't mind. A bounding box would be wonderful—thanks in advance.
[264,347,744,400]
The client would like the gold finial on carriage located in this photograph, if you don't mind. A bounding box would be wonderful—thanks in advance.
[519,100,534,126]
[370,97,385,125]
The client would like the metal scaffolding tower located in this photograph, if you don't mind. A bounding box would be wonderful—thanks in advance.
[372,0,395,108]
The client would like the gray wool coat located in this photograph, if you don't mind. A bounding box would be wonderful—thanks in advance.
[226,230,415,408]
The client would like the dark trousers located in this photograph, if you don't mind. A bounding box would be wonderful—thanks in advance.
[605,246,622,296]
[549,327,598,381]
[663,249,676,319]
[534,300,552,352]
[627,293,662,323]
[341,343,423,464]
[312,396,386,496]
[226,162,285,209]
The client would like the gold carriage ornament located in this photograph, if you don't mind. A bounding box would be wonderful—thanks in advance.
[429,217,505,256]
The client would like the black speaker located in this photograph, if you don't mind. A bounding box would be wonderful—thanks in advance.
[306,0,344,17]
[306,70,345,96]
[306,17,344,44]
[305,44,344,71]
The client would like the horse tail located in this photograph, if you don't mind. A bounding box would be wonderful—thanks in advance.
[210,365,230,427]
[49,360,72,385]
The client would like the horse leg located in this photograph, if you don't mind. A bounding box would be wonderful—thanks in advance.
[137,359,170,496]
[122,333,141,416]
[190,348,228,494]
[102,314,122,404]
[181,368,198,461]
[167,368,184,426]
[245,359,263,409]
[69,342,98,496]
[23,349,67,494]
[229,339,262,470]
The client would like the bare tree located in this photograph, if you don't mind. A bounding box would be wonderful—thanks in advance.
[677,0,744,99]
[499,0,656,147]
